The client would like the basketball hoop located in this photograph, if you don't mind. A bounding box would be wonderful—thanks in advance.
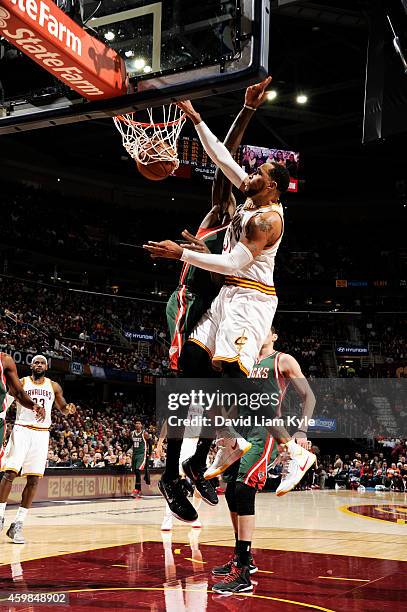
[113,104,186,169]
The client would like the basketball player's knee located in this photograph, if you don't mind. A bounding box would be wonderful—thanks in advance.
[235,481,256,516]
[224,482,237,513]
[2,471,17,483]
[25,476,39,488]
[180,342,211,377]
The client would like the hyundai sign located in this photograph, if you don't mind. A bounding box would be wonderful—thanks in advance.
[336,345,369,356]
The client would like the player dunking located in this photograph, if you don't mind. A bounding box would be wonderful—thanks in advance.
[0,355,75,544]
[155,85,262,521]
[211,327,316,594]
[144,78,316,522]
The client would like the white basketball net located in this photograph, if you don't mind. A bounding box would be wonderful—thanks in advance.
[113,104,186,168]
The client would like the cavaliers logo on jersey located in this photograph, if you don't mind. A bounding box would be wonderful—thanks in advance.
[234,331,248,353]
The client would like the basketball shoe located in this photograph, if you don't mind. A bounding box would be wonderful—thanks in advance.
[7,522,25,544]
[275,440,316,497]
[212,553,257,576]
[204,431,252,480]
[158,477,198,523]
[182,458,218,505]
[212,564,253,594]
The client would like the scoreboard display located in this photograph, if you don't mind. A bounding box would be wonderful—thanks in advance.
[175,137,300,193]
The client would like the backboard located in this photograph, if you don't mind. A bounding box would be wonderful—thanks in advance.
[0,0,270,134]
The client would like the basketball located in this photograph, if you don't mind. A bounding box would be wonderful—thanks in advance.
[136,139,178,181]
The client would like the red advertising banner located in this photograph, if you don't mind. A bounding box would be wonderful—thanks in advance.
[0,0,128,99]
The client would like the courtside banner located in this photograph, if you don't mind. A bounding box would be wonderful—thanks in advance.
[0,0,128,99]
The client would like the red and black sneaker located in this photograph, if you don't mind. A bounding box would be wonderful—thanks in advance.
[212,564,253,594]
[131,489,141,498]
[212,554,257,576]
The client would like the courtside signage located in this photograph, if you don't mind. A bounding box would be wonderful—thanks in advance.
[0,0,128,99]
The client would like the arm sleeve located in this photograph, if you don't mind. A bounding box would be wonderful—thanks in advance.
[5,393,15,409]
[195,122,249,190]
[180,242,253,275]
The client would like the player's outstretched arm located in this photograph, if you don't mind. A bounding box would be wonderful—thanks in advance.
[212,81,268,210]
[144,210,281,272]
[52,381,76,416]
[3,355,44,420]
[279,354,316,448]
[178,77,272,193]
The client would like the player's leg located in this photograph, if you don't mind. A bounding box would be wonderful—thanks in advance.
[6,475,39,544]
[0,426,27,534]
[212,429,275,594]
[160,336,216,522]
[0,471,18,533]
[0,417,5,470]
[212,463,240,577]
[7,429,49,544]
[161,501,174,531]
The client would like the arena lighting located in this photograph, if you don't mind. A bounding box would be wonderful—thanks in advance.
[104,30,115,41]
[133,58,146,70]
[125,50,135,57]
[266,89,277,101]
[143,65,152,73]
[296,94,308,104]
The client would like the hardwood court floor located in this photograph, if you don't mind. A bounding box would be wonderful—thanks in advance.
[0,490,406,611]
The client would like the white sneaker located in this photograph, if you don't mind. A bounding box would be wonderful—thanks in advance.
[276,442,316,497]
[6,522,25,544]
[0,517,4,534]
[161,514,173,531]
[204,431,252,480]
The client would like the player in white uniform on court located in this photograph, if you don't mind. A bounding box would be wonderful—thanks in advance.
[144,78,316,522]
[0,355,76,543]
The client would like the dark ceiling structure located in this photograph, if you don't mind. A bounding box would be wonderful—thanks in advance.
[1,0,405,203]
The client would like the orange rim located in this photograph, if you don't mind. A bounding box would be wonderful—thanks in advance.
[115,113,185,128]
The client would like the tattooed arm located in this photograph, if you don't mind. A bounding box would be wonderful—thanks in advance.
[240,211,283,257]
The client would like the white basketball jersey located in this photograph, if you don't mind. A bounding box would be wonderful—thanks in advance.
[15,376,55,429]
[222,201,284,286]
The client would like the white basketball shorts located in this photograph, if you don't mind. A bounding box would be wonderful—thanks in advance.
[189,284,278,375]
[3,425,49,477]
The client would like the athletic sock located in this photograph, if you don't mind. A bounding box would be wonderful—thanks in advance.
[236,540,251,567]
[163,439,183,481]
[0,502,6,519]
[286,439,297,453]
[15,507,28,524]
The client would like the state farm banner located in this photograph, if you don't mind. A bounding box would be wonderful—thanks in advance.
[0,0,127,99]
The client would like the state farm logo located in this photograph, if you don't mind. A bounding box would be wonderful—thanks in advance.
[0,7,11,29]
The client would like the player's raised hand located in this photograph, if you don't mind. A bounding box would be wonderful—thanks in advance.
[143,240,183,259]
[33,403,46,422]
[180,229,210,253]
[66,403,76,415]
[176,100,202,125]
[245,76,273,109]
